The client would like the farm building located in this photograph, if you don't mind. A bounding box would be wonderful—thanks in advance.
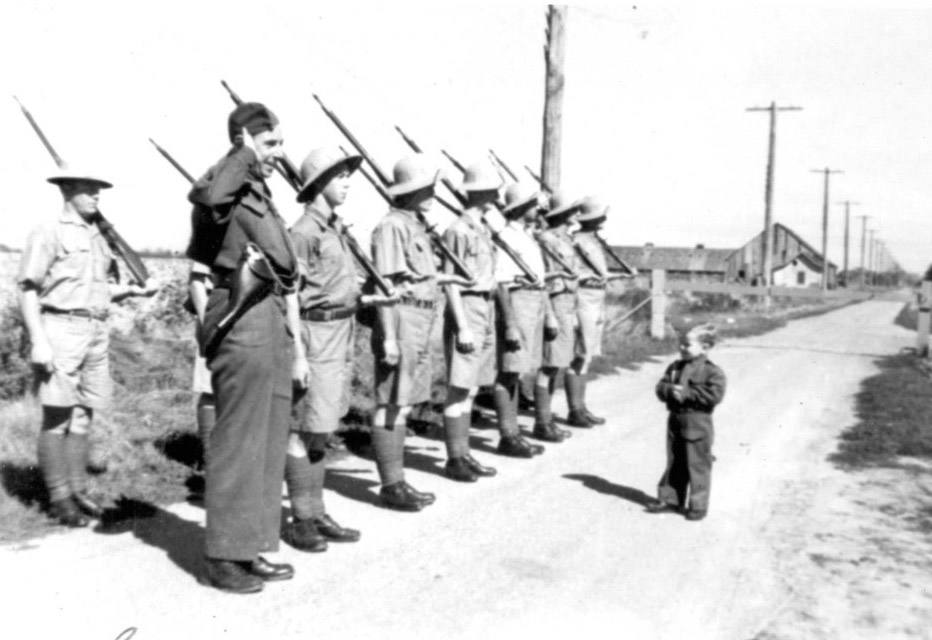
[723,222,837,287]
[609,244,734,283]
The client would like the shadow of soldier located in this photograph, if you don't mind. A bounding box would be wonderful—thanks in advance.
[94,496,204,582]
[563,473,655,507]
[0,460,47,509]
[325,468,382,507]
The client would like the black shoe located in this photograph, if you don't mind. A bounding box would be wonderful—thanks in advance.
[566,409,594,428]
[312,514,361,543]
[549,419,573,439]
[246,556,294,582]
[380,481,425,511]
[532,422,566,443]
[518,435,545,455]
[444,457,478,482]
[201,558,263,594]
[645,501,680,514]
[463,453,497,477]
[49,497,89,528]
[402,481,435,506]
[71,492,104,518]
[583,408,606,425]
[685,509,707,521]
[497,434,535,458]
[282,518,328,552]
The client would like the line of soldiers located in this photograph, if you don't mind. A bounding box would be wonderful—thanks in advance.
[18,100,625,594]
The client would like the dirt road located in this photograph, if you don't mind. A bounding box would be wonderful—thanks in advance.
[0,299,919,640]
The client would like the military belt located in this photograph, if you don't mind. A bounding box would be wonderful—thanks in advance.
[41,307,109,321]
[300,306,357,322]
[460,290,493,300]
[398,297,436,310]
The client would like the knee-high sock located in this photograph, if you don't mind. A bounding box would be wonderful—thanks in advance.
[443,414,470,458]
[285,453,325,520]
[534,379,552,425]
[372,425,404,486]
[63,432,89,494]
[564,371,585,412]
[38,431,70,502]
[493,381,519,437]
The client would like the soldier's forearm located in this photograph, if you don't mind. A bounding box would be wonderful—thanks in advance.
[285,293,305,360]
[444,284,468,333]
[19,289,48,346]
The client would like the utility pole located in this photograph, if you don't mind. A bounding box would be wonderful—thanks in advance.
[855,214,870,288]
[746,102,802,286]
[837,200,858,285]
[810,167,843,291]
[867,229,876,287]
[541,5,567,192]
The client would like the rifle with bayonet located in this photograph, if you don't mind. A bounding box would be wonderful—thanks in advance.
[311,95,474,282]
[524,163,637,277]
[488,149,519,182]
[394,127,544,288]
[14,96,150,286]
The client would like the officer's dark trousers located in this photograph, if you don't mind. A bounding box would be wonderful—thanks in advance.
[657,427,713,513]
[205,293,292,561]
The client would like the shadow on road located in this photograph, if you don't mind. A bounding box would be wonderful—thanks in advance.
[94,497,203,583]
[563,473,654,507]
[326,468,381,507]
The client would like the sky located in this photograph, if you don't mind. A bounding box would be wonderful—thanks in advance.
[2,1,930,272]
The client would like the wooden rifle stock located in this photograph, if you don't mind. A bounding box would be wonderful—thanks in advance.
[14,96,149,285]
[220,80,303,191]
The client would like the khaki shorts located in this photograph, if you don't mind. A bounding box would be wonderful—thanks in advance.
[37,314,112,410]
[373,303,437,407]
[444,294,496,390]
[293,317,354,433]
[541,292,577,369]
[497,288,545,375]
[574,287,606,362]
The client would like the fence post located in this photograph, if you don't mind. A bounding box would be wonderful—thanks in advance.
[917,280,932,357]
[651,269,666,339]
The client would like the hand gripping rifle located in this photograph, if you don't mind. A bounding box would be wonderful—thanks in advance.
[394,127,543,288]
[524,163,637,277]
[14,96,150,285]
[311,95,473,282]
[218,84,394,297]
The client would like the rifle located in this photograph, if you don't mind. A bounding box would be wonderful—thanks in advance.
[14,96,150,286]
[525,162,637,277]
[220,80,303,191]
[148,138,196,183]
[488,149,519,182]
[311,96,473,282]
[395,129,543,288]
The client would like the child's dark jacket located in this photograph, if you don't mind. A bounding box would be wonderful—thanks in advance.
[655,355,726,440]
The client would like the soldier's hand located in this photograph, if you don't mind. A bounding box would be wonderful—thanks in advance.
[456,329,476,354]
[31,338,55,374]
[139,278,161,297]
[504,327,522,352]
[292,356,310,390]
[514,275,537,288]
[671,384,685,402]
[361,292,400,307]
[382,340,401,367]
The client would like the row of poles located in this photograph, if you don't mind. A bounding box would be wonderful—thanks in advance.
[748,102,898,290]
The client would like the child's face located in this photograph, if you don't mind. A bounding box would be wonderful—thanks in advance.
[679,335,707,360]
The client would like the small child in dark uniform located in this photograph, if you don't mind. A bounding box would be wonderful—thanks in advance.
[646,323,726,521]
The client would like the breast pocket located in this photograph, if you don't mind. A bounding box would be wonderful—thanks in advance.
[58,231,94,277]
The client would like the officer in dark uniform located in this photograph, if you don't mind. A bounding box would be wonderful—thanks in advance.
[187,102,301,593]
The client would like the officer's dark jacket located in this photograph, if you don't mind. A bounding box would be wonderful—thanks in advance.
[655,354,726,440]
[185,145,296,283]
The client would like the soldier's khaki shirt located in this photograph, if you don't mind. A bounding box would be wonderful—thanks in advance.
[371,207,439,302]
[539,228,580,295]
[495,221,546,285]
[574,231,609,279]
[17,209,115,314]
[442,209,497,292]
[291,206,361,311]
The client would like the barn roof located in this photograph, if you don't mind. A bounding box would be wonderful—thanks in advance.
[609,245,735,272]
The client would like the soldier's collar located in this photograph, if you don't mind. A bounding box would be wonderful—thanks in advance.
[305,204,335,229]
[59,208,92,227]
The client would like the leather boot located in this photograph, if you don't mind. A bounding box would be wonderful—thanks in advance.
[282,518,328,552]
[444,457,478,482]
[312,514,361,542]
[72,492,104,518]
[402,481,435,506]
[246,556,294,581]
[497,434,535,458]
[532,422,566,443]
[380,481,425,511]
[566,409,594,428]
[201,558,263,594]
[520,435,545,455]
[583,407,606,425]
[463,453,497,477]
[49,497,89,528]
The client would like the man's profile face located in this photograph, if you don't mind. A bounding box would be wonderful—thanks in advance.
[63,181,101,217]
[251,126,285,178]
[322,171,352,207]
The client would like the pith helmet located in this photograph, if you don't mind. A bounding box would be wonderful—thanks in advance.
[296,147,363,203]
[577,195,610,226]
[47,167,113,190]
[502,182,540,217]
[543,189,582,225]
[460,160,503,193]
[386,154,439,198]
